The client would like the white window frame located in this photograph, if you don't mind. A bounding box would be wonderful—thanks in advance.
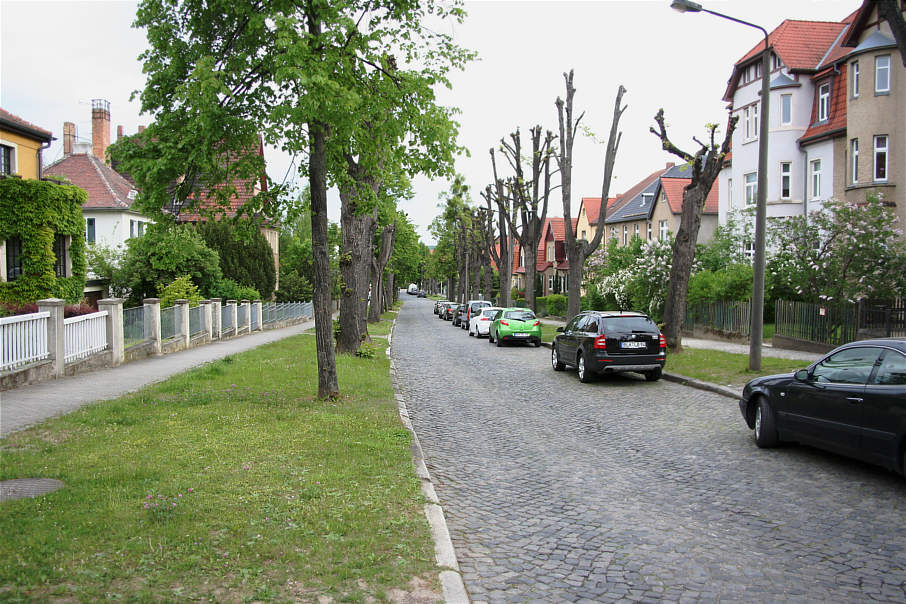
[851,60,860,97]
[744,172,757,206]
[647,221,652,240]
[818,83,830,122]
[744,107,751,138]
[874,135,888,182]
[810,159,822,200]
[546,241,554,262]
[634,224,639,238]
[744,240,755,261]
[875,55,890,94]
[780,162,792,199]
[752,104,759,137]
[0,140,18,175]
[727,177,732,206]
[85,218,96,243]
[850,138,859,184]
[658,220,669,241]
[622,225,628,245]
[780,94,792,126]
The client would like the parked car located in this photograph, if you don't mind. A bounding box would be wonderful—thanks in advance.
[551,311,666,382]
[434,300,449,315]
[452,304,468,327]
[407,283,418,295]
[463,299,492,330]
[739,337,906,475]
[441,302,458,321]
[488,308,542,347]
[469,307,502,338]
[417,290,427,298]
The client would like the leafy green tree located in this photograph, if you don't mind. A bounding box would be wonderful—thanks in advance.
[159,275,203,307]
[197,219,276,300]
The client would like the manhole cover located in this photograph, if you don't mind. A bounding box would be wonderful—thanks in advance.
[0,478,64,502]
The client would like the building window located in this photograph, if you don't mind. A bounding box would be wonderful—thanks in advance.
[5,237,22,281]
[137,222,145,237]
[744,240,755,261]
[745,172,757,206]
[818,83,830,122]
[875,55,890,94]
[744,106,751,138]
[85,218,96,243]
[0,144,14,175]
[634,224,639,239]
[851,60,860,97]
[581,230,586,240]
[850,139,859,184]
[752,104,759,135]
[622,225,628,245]
[874,135,888,182]
[754,61,761,79]
[659,220,669,241]
[772,53,783,70]
[647,221,652,240]
[548,275,553,291]
[780,162,791,199]
[780,94,792,125]
[53,234,67,277]
[727,178,732,205]
[130,220,135,238]
[609,226,616,241]
[810,159,822,200]
[546,242,554,262]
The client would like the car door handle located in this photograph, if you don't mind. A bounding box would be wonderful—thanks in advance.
[846,397,863,404]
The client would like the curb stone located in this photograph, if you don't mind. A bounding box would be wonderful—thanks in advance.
[388,311,470,604]
[541,341,741,400]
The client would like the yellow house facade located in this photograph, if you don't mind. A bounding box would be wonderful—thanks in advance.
[0,108,53,180]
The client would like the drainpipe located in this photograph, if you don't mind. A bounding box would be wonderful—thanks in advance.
[37,136,54,179]
[802,148,809,223]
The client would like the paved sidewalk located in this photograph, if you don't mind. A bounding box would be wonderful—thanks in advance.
[0,319,315,437]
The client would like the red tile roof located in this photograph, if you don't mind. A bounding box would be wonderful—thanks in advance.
[579,197,620,225]
[44,153,137,210]
[0,107,53,141]
[660,177,719,215]
[800,63,848,144]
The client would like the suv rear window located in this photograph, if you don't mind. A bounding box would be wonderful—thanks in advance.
[602,316,659,333]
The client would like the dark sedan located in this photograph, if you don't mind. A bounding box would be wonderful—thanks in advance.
[739,338,906,475]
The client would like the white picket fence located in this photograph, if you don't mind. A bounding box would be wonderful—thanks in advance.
[0,312,50,372]
[63,311,108,364]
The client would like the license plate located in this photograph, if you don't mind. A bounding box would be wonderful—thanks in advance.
[513,333,528,337]
[621,341,646,349]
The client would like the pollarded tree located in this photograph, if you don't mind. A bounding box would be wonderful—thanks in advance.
[650,109,737,351]
[555,70,627,320]
[118,0,471,398]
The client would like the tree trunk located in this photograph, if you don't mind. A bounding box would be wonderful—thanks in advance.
[383,273,393,313]
[662,184,707,351]
[368,222,396,323]
[483,261,492,302]
[309,122,339,398]
[337,192,376,352]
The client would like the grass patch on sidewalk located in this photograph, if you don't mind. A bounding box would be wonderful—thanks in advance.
[666,347,804,388]
[0,317,438,602]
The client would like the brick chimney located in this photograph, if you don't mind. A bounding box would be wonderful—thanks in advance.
[666,162,675,170]
[117,125,124,141]
[63,122,76,156]
[91,99,111,162]
[138,125,146,134]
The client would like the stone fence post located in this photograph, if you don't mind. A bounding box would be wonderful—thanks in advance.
[98,298,124,367]
[228,300,238,337]
[201,300,213,341]
[175,299,190,348]
[241,300,251,334]
[254,300,263,331]
[212,298,222,339]
[143,298,161,355]
[37,298,64,377]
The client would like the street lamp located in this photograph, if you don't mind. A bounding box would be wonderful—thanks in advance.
[671,0,770,371]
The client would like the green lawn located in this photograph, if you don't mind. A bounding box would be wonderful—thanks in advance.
[540,323,560,343]
[666,347,805,388]
[0,318,437,601]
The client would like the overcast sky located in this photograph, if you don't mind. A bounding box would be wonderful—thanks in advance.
[2,0,858,243]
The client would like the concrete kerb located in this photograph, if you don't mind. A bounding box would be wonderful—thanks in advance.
[388,314,469,604]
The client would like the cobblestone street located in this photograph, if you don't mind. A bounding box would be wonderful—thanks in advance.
[392,298,906,603]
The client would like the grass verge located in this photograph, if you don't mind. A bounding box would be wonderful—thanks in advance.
[0,317,437,602]
[666,347,805,388]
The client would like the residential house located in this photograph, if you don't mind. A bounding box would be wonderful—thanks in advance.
[718,14,858,239]
[575,195,620,245]
[43,100,152,305]
[537,217,578,296]
[650,163,720,245]
[603,164,678,246]
[839,0,905,227]
[0,108,53,179]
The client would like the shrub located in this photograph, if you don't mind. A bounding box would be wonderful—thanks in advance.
[159,275,203,308]
[197,219,276,300]
[275,269,313,302]
[545,294,567,317]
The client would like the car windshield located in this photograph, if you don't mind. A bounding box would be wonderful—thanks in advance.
[505,310,536,322]
[603,317,658,332]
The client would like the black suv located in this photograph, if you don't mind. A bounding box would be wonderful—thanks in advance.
[551,311,666,382]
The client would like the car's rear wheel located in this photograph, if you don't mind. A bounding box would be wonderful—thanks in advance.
[496,333,504,347]
[644,367,662,382]
[488,331,495,344]
[552,346,565,371]
[754,397,779,448]
[534,340,541,348]
[577,353,594,383]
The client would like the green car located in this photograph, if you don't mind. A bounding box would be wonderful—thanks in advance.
[488,308,542,347]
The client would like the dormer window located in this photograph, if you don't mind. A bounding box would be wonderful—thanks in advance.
[818,83,830,122]
[772,53,783,70]
[128,189,138,200]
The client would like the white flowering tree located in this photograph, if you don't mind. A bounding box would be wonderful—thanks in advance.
[586,237,674,321]
[767,194,906,305]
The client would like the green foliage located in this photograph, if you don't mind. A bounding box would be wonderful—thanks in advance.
[586,237,673,322]
[687,264,754,306]
[695,210,751,272]
[0,178,87,304]
[85,244,129,299]
[208,278,260,302]
[120,224,222,305]
[196,219,275,300]
[158,275,203,308]
[354,342,378,359]
[581,286,607,312]
[545,293,567,317]
[274,270,313,302]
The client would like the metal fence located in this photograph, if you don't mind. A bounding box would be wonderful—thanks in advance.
[0,311,50,372]
[262,302,313,324]
[775,300,858,347]
[123,305,148,349]
[684,300,752,338]
[251,307,259,330]
[237,304,248,330]
[63,310,109,363]
[221,305,234,332]
[859,303,906,338]
[160,305,179,340]
[189,305,207,337]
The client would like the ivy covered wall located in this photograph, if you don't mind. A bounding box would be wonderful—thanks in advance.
[0,177,88,304]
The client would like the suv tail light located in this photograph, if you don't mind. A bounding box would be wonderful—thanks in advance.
[593,334,607,349]
[659,334,666,348]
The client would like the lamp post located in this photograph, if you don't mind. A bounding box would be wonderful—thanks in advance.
[671,0,770,371]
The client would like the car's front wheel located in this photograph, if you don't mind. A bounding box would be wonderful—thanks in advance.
[754,397,779,448]
[552,345,565,371]
[577,353,594,383]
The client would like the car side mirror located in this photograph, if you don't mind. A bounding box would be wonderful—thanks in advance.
[794,369,810,382]
[556,327,564,333]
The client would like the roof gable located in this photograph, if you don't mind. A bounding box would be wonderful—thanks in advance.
[44,153,138,210]
[800,63,848,145]
[0,107,53,142]
[659,176,719,215]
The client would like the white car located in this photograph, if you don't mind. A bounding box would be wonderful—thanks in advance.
[469,307,502,338]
